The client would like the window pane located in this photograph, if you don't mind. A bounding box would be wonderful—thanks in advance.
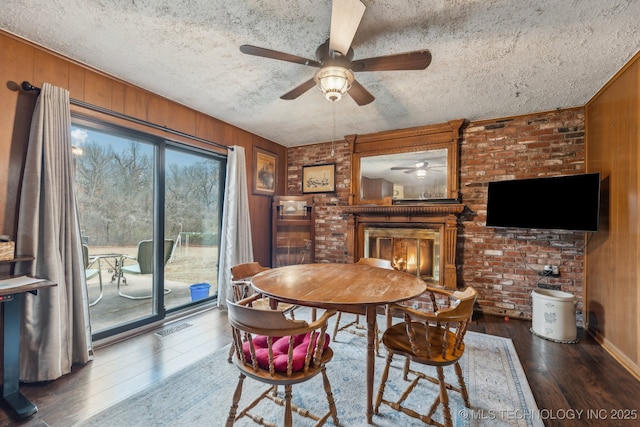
[72,124,156,333]
[164,146,221,310]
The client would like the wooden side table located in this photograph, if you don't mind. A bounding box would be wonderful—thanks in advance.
[0,257,56,419]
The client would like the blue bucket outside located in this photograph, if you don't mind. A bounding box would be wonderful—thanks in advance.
[189,283,210,301]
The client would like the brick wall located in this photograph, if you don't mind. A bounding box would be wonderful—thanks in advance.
[287,140,352,263]
[459,108,586,322]
[287,107,587,320]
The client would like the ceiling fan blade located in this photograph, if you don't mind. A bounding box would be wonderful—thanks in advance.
[348,79,375,106]
[329,0,366,56]
[280,78,317,100]
[352,50,432,72]
[404,169,417,174]
[390,166,413,171]
[240,45,321,67]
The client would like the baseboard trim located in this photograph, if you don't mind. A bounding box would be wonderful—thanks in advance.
[587,327,640,381]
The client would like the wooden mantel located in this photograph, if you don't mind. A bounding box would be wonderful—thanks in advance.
[344,203,465,216]
[345,120,466,289]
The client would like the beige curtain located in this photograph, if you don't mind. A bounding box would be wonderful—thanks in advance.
[217,146,254,308]
[15,83,92,382]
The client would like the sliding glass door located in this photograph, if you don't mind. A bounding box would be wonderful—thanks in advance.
[164,146,223,312]
[71,117,225,340]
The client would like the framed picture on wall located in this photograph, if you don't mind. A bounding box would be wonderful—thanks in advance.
[253,147,277,196]
[302,163,336,194]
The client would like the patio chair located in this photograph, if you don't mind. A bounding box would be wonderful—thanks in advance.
[374,286,478,427]
[117,239,174,300]
[331,257,392,355]
[83,244,103,306]
[226,293,339,426]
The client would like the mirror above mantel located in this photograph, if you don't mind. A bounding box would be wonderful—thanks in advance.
[360,148,448,202]
[348,119,465,205]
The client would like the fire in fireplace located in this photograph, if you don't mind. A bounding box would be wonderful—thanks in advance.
[364,227,440,281]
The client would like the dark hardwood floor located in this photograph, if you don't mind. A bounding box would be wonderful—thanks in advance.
[2,308,639,426]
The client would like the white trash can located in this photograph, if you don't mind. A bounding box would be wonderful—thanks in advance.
[531,288,577,343]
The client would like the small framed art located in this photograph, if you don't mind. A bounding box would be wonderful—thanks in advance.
[302,163,336,194]
[253,147,277,196]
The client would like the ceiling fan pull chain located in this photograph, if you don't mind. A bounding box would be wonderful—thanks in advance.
[331,101,336,157]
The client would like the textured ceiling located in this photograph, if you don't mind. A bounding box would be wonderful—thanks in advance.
[2,0,640,147]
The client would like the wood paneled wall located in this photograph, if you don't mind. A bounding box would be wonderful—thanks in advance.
[585,51,640,378]
[0,31,285,272]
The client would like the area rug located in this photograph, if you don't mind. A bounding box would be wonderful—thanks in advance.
[78,327,542,427]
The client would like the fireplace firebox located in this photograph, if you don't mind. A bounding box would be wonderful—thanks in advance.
[346,204,464,289]
[364,227,439,281]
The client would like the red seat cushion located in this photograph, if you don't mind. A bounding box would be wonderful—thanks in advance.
[242,332,330,372]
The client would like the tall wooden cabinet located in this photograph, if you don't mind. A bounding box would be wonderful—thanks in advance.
[272,196,315,267]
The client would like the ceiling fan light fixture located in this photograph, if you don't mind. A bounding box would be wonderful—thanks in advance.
[315,66,354,102]
[416,169,427,178]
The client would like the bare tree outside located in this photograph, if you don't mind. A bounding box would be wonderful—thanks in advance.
[74,137,221,247]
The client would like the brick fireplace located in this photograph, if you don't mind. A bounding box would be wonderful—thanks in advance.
[345,204,464,289]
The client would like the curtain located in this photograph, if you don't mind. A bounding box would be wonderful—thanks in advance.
[15,83,92,382]
[217,146,254,308]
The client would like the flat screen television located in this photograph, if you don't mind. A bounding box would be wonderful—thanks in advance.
[486,173,601,232]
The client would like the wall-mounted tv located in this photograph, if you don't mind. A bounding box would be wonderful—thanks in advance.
[486,173,601,232]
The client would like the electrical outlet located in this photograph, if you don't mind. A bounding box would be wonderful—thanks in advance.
[538,265,560,277]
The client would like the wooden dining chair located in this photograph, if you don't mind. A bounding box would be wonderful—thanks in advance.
[331,257,392,355]
[226,294,339,427]
[230,262,295,314]
[374,286,478,427]
[227,262,296,363]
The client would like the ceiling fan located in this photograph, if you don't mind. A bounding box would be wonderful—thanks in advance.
[390,160,444,178]
[239,0,432,106]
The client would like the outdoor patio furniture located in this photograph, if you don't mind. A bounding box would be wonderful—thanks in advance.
[117,239,174,300]
[83,244,103,307]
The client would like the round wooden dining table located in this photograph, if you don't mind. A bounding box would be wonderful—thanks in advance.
[252,262,427,424]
